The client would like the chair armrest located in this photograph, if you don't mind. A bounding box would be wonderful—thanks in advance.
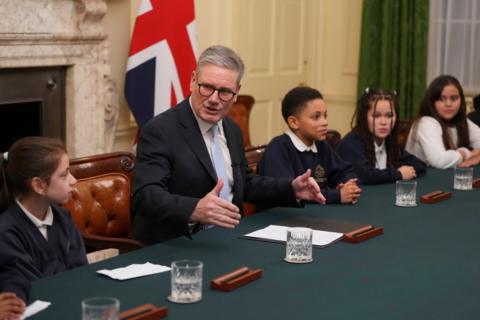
[81,232,145,253]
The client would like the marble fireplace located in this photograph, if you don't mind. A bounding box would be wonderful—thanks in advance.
[0,0,119,157]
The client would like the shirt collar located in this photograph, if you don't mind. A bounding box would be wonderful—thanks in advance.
[15,199,54,228]
[190,97,223,136]
[285,129,318,153]
[374,140,386,153]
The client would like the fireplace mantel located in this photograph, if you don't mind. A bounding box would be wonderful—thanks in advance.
[0,0,119,157]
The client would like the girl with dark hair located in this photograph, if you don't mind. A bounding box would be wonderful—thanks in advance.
[406,75,480,168]
[0,137,87,302]
[336,88,426,185]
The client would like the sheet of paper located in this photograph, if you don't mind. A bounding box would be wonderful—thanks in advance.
[243,225,343,247]
[97,262,171,280]
[21,300,51,319]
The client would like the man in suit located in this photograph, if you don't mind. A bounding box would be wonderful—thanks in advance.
[132,45,326,244]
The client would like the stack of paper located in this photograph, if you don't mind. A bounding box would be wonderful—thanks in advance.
[21,300,51,319]
[97,262,171,280]
[243,225,343,248]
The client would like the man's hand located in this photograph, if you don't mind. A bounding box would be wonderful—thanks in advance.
[292,169,326,204]
[190,179,241,228]
[338,178,362,204]
[0,292,25,320]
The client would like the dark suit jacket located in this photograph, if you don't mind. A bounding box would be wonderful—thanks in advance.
[132,98,297,244]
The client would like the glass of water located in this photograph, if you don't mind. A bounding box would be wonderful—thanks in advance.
[81,297,119,320]
[284,227,313,264]
[168,260,203,303]
[453,167,473,190]
[395,180,417,207]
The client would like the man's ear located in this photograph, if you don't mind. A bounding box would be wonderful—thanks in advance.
[30,177,47,196]
[232,84,241,103]
[287,115,299,130]
[189,71,197,91]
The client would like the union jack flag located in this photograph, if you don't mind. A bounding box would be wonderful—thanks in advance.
[125,0,197,128]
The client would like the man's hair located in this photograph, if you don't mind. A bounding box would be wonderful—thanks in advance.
[281,86,324,122]
[196,45,245,84]
[474,94,480,111]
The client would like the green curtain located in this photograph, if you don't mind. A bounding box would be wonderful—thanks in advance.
[357,0,429,119]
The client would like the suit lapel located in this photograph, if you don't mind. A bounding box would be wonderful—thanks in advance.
[178,101,217,182]
[223,118,243,201]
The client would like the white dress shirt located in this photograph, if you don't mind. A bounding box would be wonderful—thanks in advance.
[15,199,53,240]
[374,140,387,169]
[285,129,318,153]
[190,100,233,202]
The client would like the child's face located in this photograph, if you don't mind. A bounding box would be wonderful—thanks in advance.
[367,99,396,144]
[290,98,328,146]
[434,84,461,121]
[44,153,77,204]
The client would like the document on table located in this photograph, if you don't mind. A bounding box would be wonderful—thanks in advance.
[21,300,51,319]
[242,225,343,248]
[97,262,171,280]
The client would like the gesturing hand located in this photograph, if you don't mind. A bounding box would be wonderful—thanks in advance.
[292,169,326,204]
[190,178,241,228]
[0,292,25,320]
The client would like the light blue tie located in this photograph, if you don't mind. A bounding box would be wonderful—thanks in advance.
[211,124,231,200]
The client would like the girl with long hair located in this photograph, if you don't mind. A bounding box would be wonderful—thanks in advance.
[406,75,480,168]
[337,88,426,184]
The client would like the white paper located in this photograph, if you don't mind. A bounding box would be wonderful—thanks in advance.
[97,262,171,280]
[243,225,343,247]
[21,300,51,319]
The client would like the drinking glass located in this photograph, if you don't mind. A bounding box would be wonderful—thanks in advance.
[284,227,313,263]
[168,260,203,303]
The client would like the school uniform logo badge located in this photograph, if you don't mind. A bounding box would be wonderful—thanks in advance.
[314,165,326,184]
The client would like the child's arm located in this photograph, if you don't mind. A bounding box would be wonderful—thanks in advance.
[0,249,31,303]
[396,147,427,177]
[414,117,463,168]
[257,136,297,179]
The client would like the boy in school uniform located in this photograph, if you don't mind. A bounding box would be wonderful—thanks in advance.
[257,86,362,204]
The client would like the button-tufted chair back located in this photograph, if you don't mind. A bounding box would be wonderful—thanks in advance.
[65,173,132,238]
[64,152,144,252]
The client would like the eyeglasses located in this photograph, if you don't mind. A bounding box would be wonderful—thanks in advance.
[197,83,237,102]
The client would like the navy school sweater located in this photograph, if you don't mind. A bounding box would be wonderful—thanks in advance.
[0,203,87,301]
[257,134,357,204]
[336,131,427,185]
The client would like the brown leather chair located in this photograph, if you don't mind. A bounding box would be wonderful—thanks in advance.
[245,144,267,174]
[64,152,144,252]
[227,95,255,148]
[242,144,267,216]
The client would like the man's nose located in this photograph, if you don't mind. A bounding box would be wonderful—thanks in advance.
[208,90,221,103]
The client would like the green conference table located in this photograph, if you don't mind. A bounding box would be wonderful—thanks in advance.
[30,168,480,319]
